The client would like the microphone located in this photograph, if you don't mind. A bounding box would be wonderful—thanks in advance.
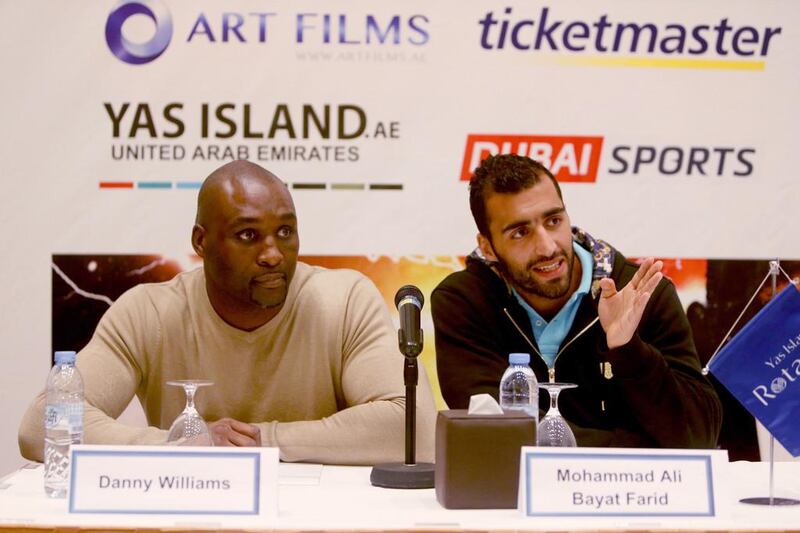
[395,285,424,357]
[370,284,434,489]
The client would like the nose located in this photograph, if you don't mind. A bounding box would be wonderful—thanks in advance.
[533,226,558,258]
[256,237,283,267]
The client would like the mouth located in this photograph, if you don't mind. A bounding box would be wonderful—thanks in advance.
[530,257,566,279]
[252,273,286,288]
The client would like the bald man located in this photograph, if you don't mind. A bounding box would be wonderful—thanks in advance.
[19,161,436,465]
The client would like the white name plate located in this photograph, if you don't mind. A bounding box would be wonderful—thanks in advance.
[519,447,728,517]
[69,445,278,516]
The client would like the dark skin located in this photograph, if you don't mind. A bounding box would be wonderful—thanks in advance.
[190,160,300,446]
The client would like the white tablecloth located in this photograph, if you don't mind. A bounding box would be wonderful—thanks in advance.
[0,460,798,531]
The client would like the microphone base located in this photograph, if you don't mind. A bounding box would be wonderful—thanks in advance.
[370,462,435,489]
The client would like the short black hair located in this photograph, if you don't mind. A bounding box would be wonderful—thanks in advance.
[469,154,563,237]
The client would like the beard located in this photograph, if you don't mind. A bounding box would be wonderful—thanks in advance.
[249,284,288,309]
[495,249,574,300]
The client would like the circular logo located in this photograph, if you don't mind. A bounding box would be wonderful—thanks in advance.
[105,0,173,65]
[770,377,788,394]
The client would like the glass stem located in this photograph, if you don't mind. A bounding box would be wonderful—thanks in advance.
[184,385,197,413]
[548,388,561,416]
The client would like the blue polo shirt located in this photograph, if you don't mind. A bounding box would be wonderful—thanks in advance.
[512,242,593,369]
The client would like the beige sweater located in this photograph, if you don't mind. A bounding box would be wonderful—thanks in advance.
[19,263,436,465]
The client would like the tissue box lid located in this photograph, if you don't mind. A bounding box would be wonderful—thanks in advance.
[438,408,536,421]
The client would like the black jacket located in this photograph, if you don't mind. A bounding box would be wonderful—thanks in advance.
[431,236,722,449]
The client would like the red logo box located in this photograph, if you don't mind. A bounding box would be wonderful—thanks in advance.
[460,134,604,183]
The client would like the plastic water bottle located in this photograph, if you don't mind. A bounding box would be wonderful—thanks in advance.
[44,351,84,498]
[499,353,539,423]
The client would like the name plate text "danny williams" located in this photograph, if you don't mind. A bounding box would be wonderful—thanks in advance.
[68,445,278,516]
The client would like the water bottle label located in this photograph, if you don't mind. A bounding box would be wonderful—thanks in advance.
[45,402,83,434]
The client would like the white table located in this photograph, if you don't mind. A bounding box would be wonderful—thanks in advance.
[0,461,798,532]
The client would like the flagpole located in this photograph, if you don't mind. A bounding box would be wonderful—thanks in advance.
[769,435,775,505]
[735,260,799,507]
[768,260,777,506]
[769,259,781,505]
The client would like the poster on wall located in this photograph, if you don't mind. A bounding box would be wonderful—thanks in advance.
[4,0,799,473]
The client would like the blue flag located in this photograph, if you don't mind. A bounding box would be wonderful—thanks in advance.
[708,284,800,457]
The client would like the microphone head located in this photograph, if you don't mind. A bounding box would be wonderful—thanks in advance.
[395,284,424,309]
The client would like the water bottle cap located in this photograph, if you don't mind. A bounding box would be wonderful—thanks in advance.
[54,351,77,364]
[509,353,530,365]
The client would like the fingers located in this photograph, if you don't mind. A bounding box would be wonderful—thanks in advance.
[629,257,654,289]
[207,420,232,446]
[212,424,258,447]
[214,425,251,447]
[636,264,662,307]
[645,259,664,282]
[232,421,261,446]
[208,418,262,447]
[631,258,663,291]
[599,277,617,298]
[227,418,261,440]
[641,268,663,296]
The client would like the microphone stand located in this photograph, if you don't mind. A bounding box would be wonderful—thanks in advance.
[703,259,799,506]
[370,329,435,489]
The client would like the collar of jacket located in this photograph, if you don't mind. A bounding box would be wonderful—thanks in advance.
[467,226,615,299]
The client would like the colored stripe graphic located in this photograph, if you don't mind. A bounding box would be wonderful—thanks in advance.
[99,181,404,191]
[137,181,172,189]
[556,56,765,71]
[99,181,134,189]
[176,182,203,189]
[331,183,366,190]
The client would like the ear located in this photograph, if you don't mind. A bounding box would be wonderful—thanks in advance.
[477,233,498,262]
[191,224,206,257]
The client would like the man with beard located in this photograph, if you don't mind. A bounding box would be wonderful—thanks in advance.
[20,160,436,465]
[431,154,721,448]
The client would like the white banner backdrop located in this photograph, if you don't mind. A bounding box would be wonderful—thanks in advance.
[1,0,798,473]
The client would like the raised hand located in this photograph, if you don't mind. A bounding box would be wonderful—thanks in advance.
[208,417,262,447]
[598,257,663,349]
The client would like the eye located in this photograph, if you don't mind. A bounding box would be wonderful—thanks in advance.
[546,216,563,228]
[277,226,294,239]
[236,229,258,242]
[509,227,528,240]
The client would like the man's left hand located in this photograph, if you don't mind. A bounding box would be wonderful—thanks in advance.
[598,257,663,349]
[208,418,262,447]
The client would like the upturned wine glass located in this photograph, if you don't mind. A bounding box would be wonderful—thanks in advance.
[166,380,213,446]
[537,382,577,447]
